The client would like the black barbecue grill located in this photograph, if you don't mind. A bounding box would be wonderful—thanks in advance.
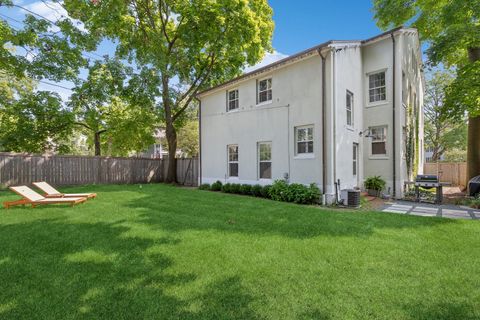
[415,175,440,187]
[414,175,444,204]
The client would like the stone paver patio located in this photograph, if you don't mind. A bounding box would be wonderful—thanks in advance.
[381,201,479,220]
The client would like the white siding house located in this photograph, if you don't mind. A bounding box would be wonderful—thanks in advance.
[197,27,424,202]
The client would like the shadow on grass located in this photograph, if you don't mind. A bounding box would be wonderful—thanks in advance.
[0,218,262,319]
[404,301,479,320]
[123,185,457,239]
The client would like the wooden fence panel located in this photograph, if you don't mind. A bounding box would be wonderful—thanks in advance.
[0,153,198,188]
[424,162,467,187]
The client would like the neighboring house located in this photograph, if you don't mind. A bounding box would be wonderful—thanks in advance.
[197,27,425,202]
[425,146,445,162]
[140,128,185,159]
[140,129,168,159]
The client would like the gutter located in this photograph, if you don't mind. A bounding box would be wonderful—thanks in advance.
[318,49,327,194]
[391,33,396,198]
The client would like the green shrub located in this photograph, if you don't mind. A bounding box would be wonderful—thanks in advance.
[198,183,211,191]
[288,183,320,204]
[240,184,252,195]
[268,180,320,204]
[211,180,223,191]
[221,183,232,193]
[269,180,289,201]
[251,184,263,197]
[467,196,480,209]
[364,176,386,191]
[230,183,241,194]
[261,185,272,199]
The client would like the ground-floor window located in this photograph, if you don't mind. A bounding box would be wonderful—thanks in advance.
[258,142,272,179]
[228,145,238,177]
[353,143,358,175]
[295,125,314,155]
[370,126,387,155]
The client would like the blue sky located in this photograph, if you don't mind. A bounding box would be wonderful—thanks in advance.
[270,0,383,54]
[2,0,388,99]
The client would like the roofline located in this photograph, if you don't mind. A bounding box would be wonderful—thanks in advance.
[197,26,407,98]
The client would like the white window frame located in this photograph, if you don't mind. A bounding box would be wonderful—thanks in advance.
[257,77,272,105]
[258,142,272,180]
[295,125,314,157]
[346,90,354,126]
[227,89,239,112]
[227,145,239,177]
[370,126,388,157]
[367,70,387,105]
[353,143,358,176]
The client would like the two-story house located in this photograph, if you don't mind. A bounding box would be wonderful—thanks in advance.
[197,27,425,203]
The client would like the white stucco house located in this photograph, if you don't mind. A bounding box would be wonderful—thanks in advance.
[197,27,425,203]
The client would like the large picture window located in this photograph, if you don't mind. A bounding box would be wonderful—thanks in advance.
[228,145,239,177]
[295,126,314,155]
[257,78,272,104]
[227,89,239,112]
[346,90,354,126]
[258,142,272,179]
[368,71,386,103]
[370,126,387,155]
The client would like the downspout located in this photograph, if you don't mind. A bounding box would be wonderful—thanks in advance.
[195,97,202,185]
[318,49,327,194]
[332,49,337,187]
[391,33,396,198]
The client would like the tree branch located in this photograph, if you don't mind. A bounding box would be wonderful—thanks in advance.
[172,54,216,122]
[74,121,92,131]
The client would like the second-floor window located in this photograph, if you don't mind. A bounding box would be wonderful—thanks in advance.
[227,89,239,111]
[368,71,386,103]
[258,78,272,104]
[346,90,354,126]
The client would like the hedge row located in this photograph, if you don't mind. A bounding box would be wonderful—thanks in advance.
[198,180,320,205]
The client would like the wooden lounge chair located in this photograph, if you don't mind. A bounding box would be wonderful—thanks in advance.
[3,186,87,209]
[32,182,97,199]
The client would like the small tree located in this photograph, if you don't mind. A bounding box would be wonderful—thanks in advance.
[424,71,467,162]
[70,59,157,156]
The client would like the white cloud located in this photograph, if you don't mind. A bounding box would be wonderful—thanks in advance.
[24,1,86,32]
[244,51,289,73]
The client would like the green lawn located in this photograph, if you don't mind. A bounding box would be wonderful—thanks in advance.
[0,184,479,319]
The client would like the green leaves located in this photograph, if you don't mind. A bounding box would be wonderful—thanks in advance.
[0,86,74,153]
[444,61,480,119]
[70,58,158,156]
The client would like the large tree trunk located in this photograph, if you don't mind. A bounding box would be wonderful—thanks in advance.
[165,123,178,183]
[162,75,178,183]
[94,131,102,156]
[467,48,480,183]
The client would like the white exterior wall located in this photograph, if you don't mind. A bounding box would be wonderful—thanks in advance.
[362,37,396,195]
[331,44,364,193]
[200,56,324,187]
[199,28,424,201]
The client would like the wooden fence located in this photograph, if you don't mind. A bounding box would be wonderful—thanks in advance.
[0,153,198,188]
[424,162,467,187]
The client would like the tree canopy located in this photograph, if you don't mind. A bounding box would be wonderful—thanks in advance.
[63,0,274,181]
[373,0,480,180]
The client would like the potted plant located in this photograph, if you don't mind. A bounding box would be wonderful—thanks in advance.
[364,176,386,197]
